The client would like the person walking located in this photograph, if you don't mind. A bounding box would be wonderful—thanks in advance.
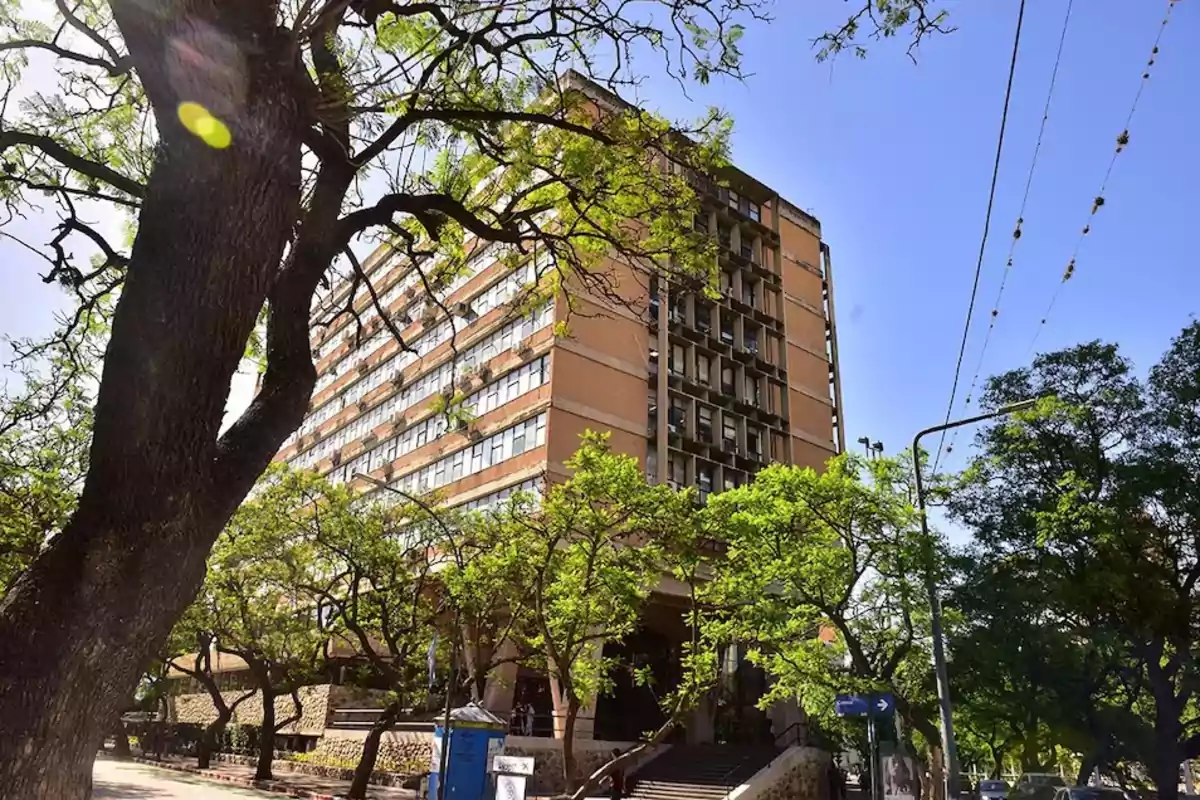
[609,748,627,800]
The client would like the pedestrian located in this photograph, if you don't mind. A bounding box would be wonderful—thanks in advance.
[609,748,626,800]
[521,702,534,736]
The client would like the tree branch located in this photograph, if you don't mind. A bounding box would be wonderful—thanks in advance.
[0,129,145,198]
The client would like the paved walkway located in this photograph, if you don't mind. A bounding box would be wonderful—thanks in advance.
[94,758,277,798]
[93,755,416,800]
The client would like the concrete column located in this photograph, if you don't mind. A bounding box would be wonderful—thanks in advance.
[686,692,716,745]
[767,695,806,744]
[482,638,520,720]
[547,674,598,741]
[548,629,605,741]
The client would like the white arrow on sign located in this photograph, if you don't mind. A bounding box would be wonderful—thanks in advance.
[876,697,890,712]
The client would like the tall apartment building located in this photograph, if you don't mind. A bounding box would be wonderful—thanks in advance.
[277,87,844,520]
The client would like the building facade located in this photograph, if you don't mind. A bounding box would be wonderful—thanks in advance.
[278,175,843,523]
[262,82,845,747]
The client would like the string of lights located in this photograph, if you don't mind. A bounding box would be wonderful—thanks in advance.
[1025,0,1179,358]
[929,0,1027,474]
[937,0,1076,466]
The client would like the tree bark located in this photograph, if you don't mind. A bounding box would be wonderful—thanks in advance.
[348,701,402,799]
[111,715,131,759]
[562,698,580,793]
[256,691,277,782]
[0,3,307,797]
[198,708,234,770]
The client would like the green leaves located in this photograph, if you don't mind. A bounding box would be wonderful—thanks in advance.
[701,455,936,748]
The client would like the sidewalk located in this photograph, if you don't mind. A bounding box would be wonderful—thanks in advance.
[126,754,417,800]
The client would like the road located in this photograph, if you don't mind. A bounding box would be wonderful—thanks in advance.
[92,758,276,799]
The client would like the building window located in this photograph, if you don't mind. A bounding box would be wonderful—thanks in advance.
[718,225,732,251]
[723,416,737,450]
[668,396,687,433]
[670,344,685,376]
[697,406,713,442]
[745,327,759,355]
[748,203,761,223]
[646,445,658,483]
[696,354,711,386]
[727,190,740,211]
[747,427,762,459]
[745,375,761,405]
[695,303,712,334]
[721,365,735,396]
[647,389,658,432]
[697,464,713,503]
[743,280,757,309]
[669,458,686,490]
[740,238,755,263]
[720,315,734,345]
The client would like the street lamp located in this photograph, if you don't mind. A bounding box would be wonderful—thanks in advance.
[353,471,457,800]
[910,398,1037,799]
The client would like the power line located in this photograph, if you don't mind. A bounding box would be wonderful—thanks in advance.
[930,0,1027,475]
[941,0,1076,461]
[1026,0,1180,357]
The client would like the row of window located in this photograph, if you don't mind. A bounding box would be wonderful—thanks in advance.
[312,242,505,360]
[291,301,553,449]
[376,412,548,495]
[312,251,541,395]
[292,354,549,474]
[650,390,766,454]
[454,477,544,514]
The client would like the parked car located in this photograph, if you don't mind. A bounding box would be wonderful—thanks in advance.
[1051,787,1129,800]
[980,778,1011,800]
[1013,774,1069,800]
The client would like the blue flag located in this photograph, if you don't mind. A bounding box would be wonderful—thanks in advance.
[427,631,438,688]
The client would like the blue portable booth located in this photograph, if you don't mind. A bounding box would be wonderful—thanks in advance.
[428,702,508,800]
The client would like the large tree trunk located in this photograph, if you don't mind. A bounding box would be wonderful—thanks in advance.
[562,698,580,793]
[0,3,310,797]
[198,708,234,770]
[256,692,277,782]
[111,715,131,759]
[348,701,403,799]
[990,747,1004,780]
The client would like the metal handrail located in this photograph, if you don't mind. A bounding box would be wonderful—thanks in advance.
[772,721,807,750]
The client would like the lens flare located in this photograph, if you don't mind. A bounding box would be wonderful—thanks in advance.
[177,102,232,149]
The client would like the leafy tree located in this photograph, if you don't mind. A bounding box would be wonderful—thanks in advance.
[196,466,330,781]
[485,432,688,791]
[0,0,947,791]
[704,457,945,783]
[951,326,1200,799]
[299,482,444,799]
[0,311,104,596]
[161,604,257,769]
[948,552,1139,777]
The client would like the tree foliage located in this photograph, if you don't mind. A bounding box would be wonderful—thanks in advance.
[0,0,948,791]
[950,323,1200,797]
[704,456,943,766]
[483,431,694,791]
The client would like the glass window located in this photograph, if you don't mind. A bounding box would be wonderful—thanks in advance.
[697,354,711,385]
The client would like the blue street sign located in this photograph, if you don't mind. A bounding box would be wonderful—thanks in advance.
[835,694,869,716]
[835,693,896,717]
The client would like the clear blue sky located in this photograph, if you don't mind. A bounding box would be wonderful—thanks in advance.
[3,0,1197,476]
[633,0,1198,474]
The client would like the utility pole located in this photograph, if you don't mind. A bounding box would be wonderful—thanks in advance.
[911,399,1037,800]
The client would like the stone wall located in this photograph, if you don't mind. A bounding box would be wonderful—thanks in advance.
[171,684,333,736]
[312,729,433,774]
[732,746,830,800]
[501,736,638,796]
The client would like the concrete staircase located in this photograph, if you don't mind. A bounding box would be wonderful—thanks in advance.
[626,744,780,800]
